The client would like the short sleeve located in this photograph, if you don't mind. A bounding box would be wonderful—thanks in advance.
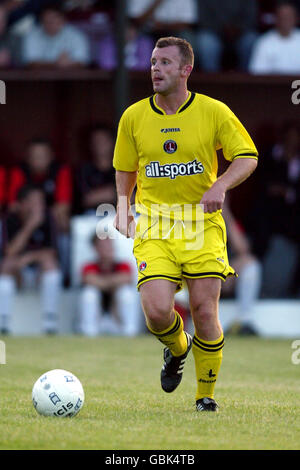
[113,109,139,172]
[215,102,258,162]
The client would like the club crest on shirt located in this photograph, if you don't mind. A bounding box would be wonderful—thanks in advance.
[139,261,147,271]
[163,140,177,154]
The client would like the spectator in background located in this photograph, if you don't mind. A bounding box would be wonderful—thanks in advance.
[221,200,262,335]
[251,122,300,297]
[96,19,154,71]
[79,235,140,336]
[63,0,113,65]
[0,185,62,334]
[7,138,73,285]
[249,2,300,74]
[196,0,258,71]
[77,125,116,214]
[0,165,6,212]
[127,0,198,48]
[3,0,54,26]
[0,5,20,67]
[22,2,90,68]
[0,165,7,258]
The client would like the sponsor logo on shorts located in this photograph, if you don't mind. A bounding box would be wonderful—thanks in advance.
[145,159,204,179]
[139,261,147,272]
[163,140,177,154]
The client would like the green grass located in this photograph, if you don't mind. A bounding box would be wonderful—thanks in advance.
[0,334,300,450]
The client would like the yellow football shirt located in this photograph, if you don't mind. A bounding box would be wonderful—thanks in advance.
[113,91,258,218]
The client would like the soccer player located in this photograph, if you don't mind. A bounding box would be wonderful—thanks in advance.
[113,37,258,412]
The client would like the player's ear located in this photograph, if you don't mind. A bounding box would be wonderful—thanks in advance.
[181,64,193,77]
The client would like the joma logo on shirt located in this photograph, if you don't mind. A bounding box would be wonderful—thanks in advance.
[145,159,204,179]
[160,128,181,133]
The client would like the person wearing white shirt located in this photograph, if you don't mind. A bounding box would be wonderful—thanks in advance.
[22,3,90,68]
[127,0,198,49]
[249,2,300,75]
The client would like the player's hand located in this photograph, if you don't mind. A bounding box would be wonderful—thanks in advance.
[200,183,226,213]
[113,208,136,239]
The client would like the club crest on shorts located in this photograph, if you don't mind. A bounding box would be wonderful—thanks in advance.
[139,261,147,272]
[163,140,177,154]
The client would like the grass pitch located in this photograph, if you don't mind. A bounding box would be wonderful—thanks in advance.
[0,334,299,450]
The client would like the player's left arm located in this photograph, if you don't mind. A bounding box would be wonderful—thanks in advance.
[200,158,257,213]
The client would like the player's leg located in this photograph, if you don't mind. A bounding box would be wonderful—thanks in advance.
[140,279,192,392]
[182,210,235,410]
[186,277,224,411]
[140,279,185,351]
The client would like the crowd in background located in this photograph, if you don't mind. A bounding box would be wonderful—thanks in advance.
[0,118,299,336]
[0,0,299,74]
[0,0,300,336]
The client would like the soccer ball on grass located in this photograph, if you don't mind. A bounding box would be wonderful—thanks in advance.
[32,369,84,417]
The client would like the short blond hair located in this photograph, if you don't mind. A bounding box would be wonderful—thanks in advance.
[155,36,194,67]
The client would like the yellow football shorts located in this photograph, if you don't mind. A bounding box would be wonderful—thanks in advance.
[133,211,236,291]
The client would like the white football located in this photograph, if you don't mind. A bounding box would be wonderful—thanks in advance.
[32,369,84,417]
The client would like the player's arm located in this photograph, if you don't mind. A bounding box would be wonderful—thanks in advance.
[114,170,137,238]
[113,106,139,237]
[200,158,257,213]
[202,102,258,213]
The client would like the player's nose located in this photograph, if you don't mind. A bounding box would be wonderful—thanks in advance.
[152,61,160,72]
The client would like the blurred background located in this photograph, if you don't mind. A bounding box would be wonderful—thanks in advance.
[0,0,299,338]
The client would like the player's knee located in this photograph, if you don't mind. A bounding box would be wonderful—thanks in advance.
[191,303,218,331]
[142,300,173,330]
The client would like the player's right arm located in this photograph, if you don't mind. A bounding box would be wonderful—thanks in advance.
[114,170,137,238]
[113,106,139,238]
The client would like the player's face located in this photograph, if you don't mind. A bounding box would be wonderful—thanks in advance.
[151,46,185,95]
